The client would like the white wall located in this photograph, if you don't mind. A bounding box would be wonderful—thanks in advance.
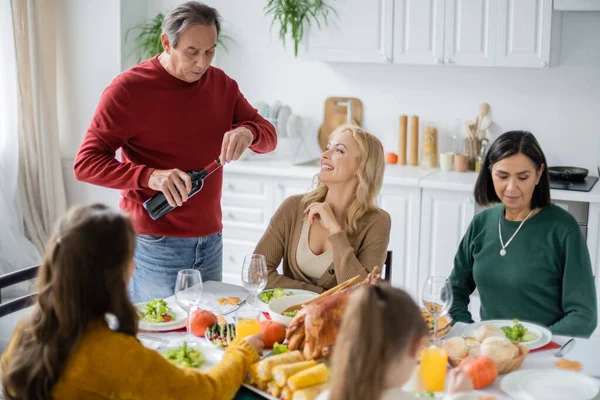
[59,1,600,208]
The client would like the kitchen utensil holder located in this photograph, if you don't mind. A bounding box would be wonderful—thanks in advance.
[464,138,482,171]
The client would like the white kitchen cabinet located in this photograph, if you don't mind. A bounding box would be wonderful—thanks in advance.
[302,0,394,63]
[496,0,553,68]
[273,178,315,211]
[417,188,475,299]
[444,0,498,66]
[377,186,422,298]
[392,0,446,65]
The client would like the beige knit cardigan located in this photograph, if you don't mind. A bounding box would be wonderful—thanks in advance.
[254,194,391,293]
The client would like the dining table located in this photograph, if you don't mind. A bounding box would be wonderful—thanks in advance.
[141,280,600,400]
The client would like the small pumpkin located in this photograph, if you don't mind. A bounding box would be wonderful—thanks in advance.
[458,355,498,389]
[189,310,218,337]
[259,320,286,349]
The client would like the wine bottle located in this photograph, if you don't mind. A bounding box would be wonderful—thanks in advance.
[143,158,222,220]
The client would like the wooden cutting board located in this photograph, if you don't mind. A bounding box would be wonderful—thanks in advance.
[318,97,363,151]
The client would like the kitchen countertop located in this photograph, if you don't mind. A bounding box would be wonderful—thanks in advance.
[226,159,600,203]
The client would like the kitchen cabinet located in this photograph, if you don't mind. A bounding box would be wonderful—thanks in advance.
[302,0,394,63]
[496,0,553,68]
[304,0,552,68]
[444,0,498,67]
[377,186,422,298]
[417,188,475,302]
[392,0,445,65]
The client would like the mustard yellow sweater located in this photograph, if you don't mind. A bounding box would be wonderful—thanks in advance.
[1,320,259,399]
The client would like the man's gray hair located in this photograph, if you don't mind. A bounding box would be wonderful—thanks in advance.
[162,1,221,48]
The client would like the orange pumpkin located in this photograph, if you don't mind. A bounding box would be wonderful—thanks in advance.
[458,356,498,389]
[259,320,286,349]
[189,310,217,337]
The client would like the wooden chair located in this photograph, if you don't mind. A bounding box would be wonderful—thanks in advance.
[383,250,392,282]
[0,265,39,318]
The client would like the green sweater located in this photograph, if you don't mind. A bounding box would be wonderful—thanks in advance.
[450,204,598,338]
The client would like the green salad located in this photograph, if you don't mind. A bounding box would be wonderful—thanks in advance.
[162,341,205,368]
[501,319,537,342]
[140,299,176,323]
[411,390,435,398]
[283,311,298,318]
[258,288,293,304]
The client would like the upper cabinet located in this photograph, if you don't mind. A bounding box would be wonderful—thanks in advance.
[443,0,498,67]
[302,0,394,63]
[302,0,553,68]
[392,0,445,65]
[496,0,553,68]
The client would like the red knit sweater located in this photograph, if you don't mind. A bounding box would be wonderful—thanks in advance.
[74,56,277,237]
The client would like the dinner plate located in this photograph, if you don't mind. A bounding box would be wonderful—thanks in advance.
[158,344,224,372]
[501,369,600,400]
[135,298,187,332]
[251,288,319,313]
[461,319,552,350]
[242,384,278,400]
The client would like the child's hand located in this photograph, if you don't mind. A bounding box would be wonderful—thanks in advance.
[447,368,474,394]
[243,333,265,355]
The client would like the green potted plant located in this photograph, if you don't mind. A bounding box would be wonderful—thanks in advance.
[264,0,336,57]
[126,12,233,63]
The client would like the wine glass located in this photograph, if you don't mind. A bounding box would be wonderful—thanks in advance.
[241,254,268,310]
[422,276,453,345]
[175,269,203,347]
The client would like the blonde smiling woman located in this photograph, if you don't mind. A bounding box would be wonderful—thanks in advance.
[253,124,391,292]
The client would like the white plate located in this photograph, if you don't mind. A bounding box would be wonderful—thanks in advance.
[268,294,318,327]
[158,344,225,372]
[243,384,278,400]
[276,105,292,137]
[461,319,552,350]
[251,288,319,312]
[136,298,187,332]
[501,369,600,400]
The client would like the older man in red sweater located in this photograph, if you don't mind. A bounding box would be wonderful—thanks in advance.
[74,1,276,302]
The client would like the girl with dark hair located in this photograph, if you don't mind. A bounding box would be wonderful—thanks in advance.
[316,285,475,400]
[450,131,597,337]
[1,203,263,400]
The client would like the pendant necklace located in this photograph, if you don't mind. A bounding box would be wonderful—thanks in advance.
[498,209,534,256]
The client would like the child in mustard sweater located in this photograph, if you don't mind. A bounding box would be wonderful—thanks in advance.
[1,203,263,400]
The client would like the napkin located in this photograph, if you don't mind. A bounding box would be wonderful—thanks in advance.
[530,341,561,353]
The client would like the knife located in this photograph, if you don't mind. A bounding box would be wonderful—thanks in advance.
[221,297,249,316]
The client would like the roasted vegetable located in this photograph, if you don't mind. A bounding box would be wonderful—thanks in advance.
[205,322,237,347]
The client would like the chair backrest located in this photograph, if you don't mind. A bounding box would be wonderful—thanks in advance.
[383,250,392,282]
[0,265,40,318]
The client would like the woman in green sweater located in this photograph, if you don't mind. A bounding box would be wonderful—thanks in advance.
[449,130,597,338]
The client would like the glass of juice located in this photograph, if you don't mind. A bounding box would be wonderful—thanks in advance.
[419,345,448,392]
[235,308,261,340]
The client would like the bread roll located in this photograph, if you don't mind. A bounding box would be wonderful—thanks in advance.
[443,337,468,359]
[465,338,481,357]
[475,324,505,342]
[481,337,519,363]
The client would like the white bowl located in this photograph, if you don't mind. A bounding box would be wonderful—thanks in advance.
[267,294,317,327]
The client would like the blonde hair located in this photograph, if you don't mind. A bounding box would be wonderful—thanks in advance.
[329,285,429,400]
[302,124,385,236]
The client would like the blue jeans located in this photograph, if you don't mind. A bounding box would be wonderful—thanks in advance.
[129,232,223,303]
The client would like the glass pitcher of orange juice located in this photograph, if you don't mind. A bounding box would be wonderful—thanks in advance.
[419,345,448,392]
[235,308,261,340]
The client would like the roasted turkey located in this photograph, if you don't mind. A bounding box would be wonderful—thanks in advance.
[285,267,382,360]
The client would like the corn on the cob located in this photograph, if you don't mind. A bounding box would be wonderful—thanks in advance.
[272,360,317,387]
[287,364,330,391]
[256,350,304,381]
[267,380,282,397]
[292,383,329,400]
[256,379,269,391]
[281,386,293,400]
